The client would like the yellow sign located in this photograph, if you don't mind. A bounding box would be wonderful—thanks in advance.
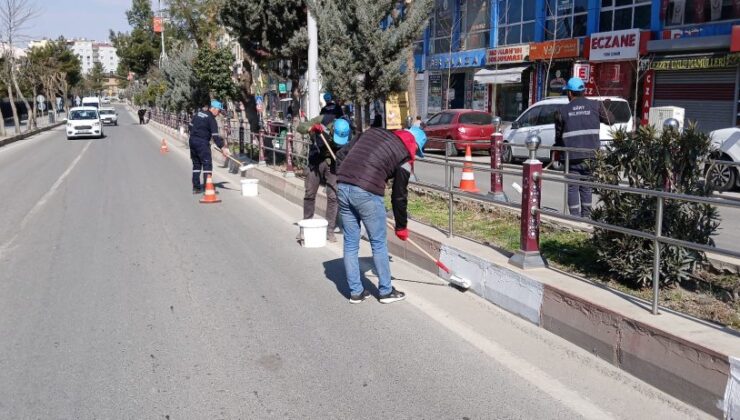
[650,53,740,71]
[385,91,409,130]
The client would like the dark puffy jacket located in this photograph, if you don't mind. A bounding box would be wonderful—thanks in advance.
[554,96,613,161]
[337,128,412,229]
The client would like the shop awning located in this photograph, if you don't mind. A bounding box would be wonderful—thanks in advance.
[474,67,528,84]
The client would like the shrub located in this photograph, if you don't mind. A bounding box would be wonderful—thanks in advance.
[590,124,720,288]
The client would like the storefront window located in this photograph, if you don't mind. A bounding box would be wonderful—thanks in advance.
[498,0,536,45]
[599,0,650,31]
[462,0,490,50]
[431,0,457,54]
[545,0,588,40]
[664,0,740,26]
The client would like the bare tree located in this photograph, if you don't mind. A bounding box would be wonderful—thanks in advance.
[0,0,38,134]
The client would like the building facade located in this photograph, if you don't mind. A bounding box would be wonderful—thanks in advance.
[414,0,740,131]
[68,39,120,76]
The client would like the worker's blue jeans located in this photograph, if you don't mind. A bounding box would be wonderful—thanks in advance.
[337,183,393,297]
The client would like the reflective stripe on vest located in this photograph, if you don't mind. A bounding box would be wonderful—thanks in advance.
[562,129,600,139]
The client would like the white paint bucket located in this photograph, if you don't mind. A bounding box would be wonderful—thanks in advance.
[241,179,259,197]
[298,218,328,248]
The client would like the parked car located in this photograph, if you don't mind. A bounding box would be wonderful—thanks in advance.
[66,107,103,139]
[99,107,118,126]
[706,127,740,191]
[422,109,495,155]
[502,96,634,163]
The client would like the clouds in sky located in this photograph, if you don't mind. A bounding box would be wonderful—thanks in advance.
[30,0,132,44]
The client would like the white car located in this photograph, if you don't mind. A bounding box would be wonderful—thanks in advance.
[503,96,634,162]
[99,107,118,126]
[66,107,104,139]
[707,127,740,191]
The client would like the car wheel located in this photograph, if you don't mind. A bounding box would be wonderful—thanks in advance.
[502,142,513,163]
[707,161,737,192]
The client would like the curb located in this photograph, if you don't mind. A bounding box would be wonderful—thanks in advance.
[146,116,738,418]
[0,121,65,148]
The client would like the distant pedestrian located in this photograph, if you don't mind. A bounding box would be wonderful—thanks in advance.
[137,108,146,124]
[554,78,613,218]
[320,93,343,124]
[335,126,426,304]
[412,115,423,128]
[188,100,230,194]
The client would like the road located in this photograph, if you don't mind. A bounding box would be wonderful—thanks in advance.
[415,150,740,252]
[0,107,710,419]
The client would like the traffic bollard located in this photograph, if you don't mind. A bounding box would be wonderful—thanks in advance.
[489,131,508,202]
[285,131,295,177]
[258,129,266,166]
[509,133,547,269]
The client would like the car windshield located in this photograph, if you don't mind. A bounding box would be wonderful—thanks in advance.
[459,113,492,125]
[100,110,114,115]
[600,100,631,124]
[70,110,98,120]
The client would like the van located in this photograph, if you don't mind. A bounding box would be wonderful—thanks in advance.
[81,96,100,109]
[502,96,633,162]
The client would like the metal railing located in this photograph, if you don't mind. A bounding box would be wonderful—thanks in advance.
[148,108,739,316]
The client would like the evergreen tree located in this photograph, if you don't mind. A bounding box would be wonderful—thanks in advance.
[110,0,160,77]
[86,62,106,94]
[158,44,206,112]
[193,46,237,103]
[309,0,431,127]
[221,0,307,129]
[166,0,224,48]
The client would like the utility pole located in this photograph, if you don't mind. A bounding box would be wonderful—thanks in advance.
[307,11,319,119]
[158,0,168,65]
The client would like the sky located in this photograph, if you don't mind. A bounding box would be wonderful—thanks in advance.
[29,0,132,45]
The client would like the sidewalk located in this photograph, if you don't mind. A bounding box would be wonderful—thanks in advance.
[0,116,65,148]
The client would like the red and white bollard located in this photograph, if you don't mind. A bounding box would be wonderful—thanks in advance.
[509,133,546,269]
[489,120,508,202]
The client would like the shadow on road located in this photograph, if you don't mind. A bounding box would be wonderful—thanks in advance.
[322,257,381,299]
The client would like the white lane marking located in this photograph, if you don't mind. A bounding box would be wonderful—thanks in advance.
[406,294,617,420]
[0,141,92,257]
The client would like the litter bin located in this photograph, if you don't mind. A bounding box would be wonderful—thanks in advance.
[48,112,55,124]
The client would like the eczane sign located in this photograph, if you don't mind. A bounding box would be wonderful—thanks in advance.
[589,29,639,62]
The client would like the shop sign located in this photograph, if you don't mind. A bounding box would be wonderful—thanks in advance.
[529,39,580,61]
[650,53,740,71]
[153,17,163,33]
[427,50,486,70]
[640,70,654,127]
[573,62,591,82]
[486,44,530,64]
[589,29,639,61]
[732,26,740,52]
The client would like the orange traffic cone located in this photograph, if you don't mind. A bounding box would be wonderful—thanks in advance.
[458,145,480,193]
[199,175,221,204]
[160,138,169,153]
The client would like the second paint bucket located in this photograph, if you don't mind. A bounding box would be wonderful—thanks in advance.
[241,179,259,197]
[298,219,328,248]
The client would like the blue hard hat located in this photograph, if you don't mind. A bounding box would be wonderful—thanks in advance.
[563,77,585,92]
[333,118,350,145]
[323,92,333,102]
[210,99,224,110]
[407,126,426,158]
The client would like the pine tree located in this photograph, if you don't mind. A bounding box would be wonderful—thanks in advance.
[309,0,431,127]
[221,0,308,130]
[110,0,160,77]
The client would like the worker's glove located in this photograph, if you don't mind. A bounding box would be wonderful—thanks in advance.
[310,123,326,134]
[395,228,409,241]
[221,147,231,157]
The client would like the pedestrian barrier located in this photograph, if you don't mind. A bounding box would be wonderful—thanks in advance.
[147,107,740,316]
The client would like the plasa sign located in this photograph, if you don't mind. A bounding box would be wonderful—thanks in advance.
[589,29,639,62]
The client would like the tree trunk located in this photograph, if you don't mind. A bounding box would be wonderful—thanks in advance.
[0,100,6,137]
[31,85,38,128]
[406,50,417,121]
[7,84,20,134]
[13,75,34,131]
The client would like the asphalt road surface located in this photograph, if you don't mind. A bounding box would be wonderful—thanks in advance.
[415,150,740,252]
[0,107,711,419]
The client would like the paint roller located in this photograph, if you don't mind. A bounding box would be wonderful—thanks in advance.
[386,222,471,290]
[212,146,253,172]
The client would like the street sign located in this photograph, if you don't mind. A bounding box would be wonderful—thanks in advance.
[36,94,45,103]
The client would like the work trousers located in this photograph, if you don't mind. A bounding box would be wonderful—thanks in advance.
[189,139,213,188]
[303,159,338,231]
[566,161,593,218]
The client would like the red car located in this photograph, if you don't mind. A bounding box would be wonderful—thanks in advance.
[422,109,495,155]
